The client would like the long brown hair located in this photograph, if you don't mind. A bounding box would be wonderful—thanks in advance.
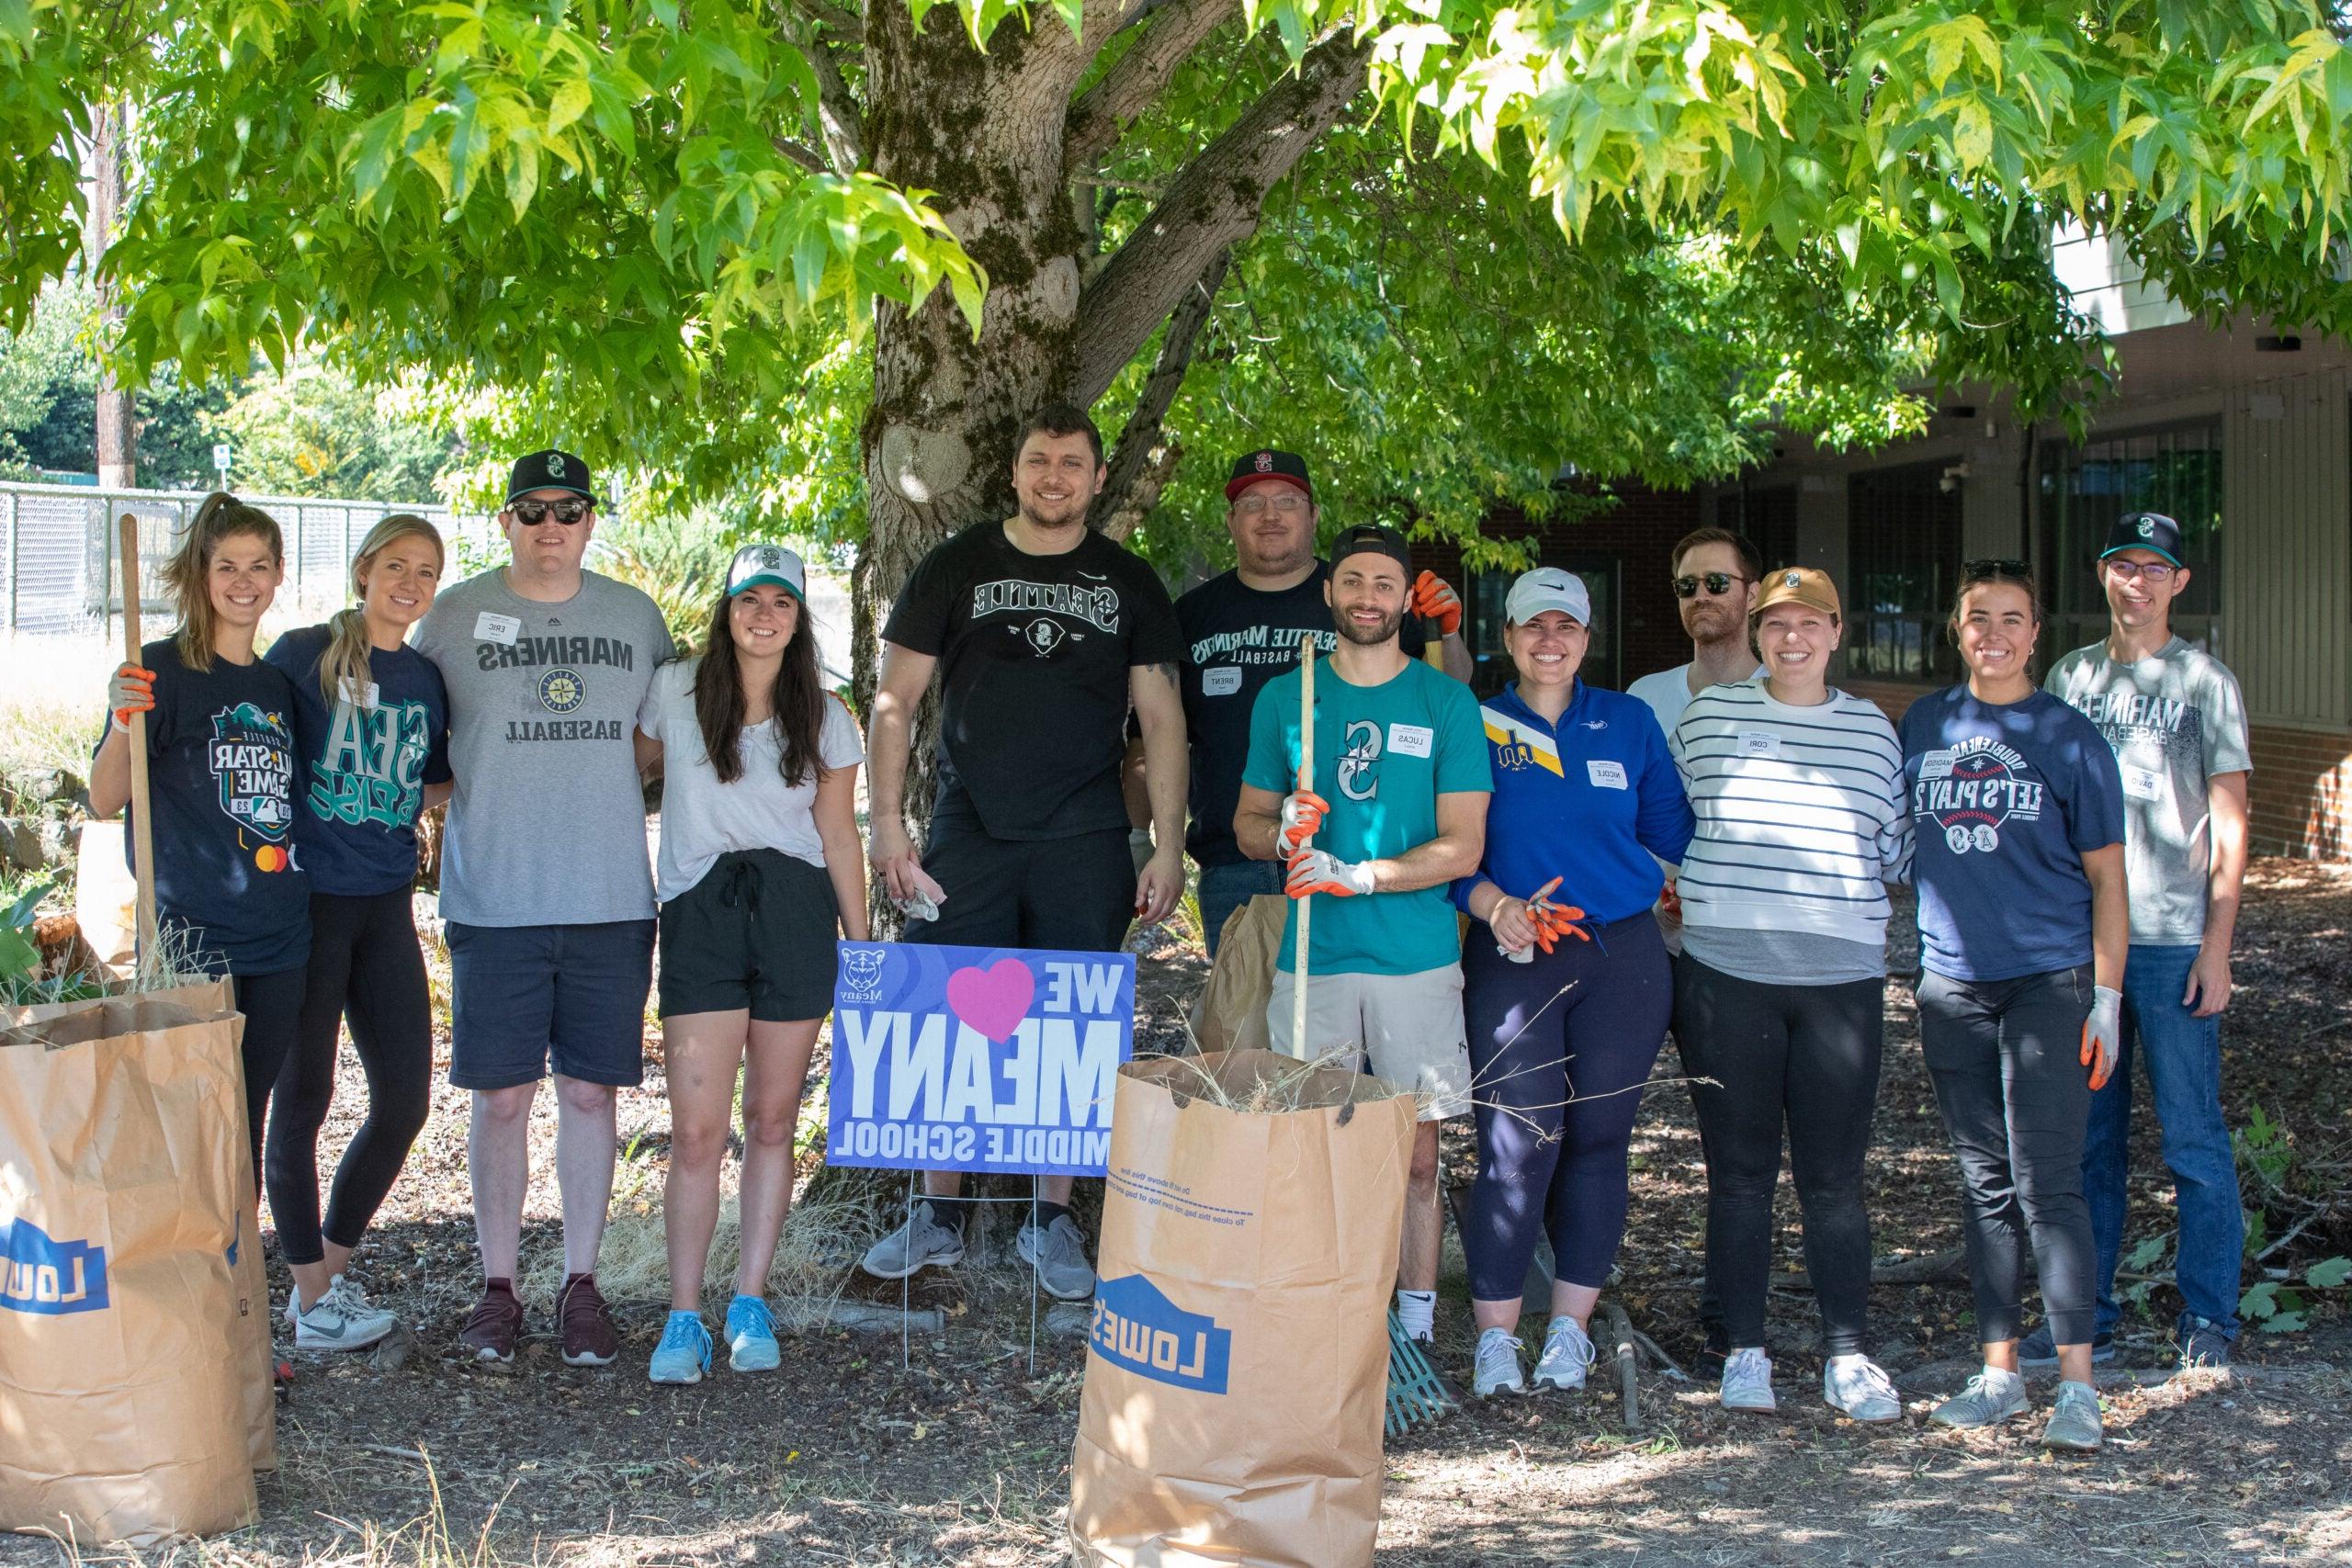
[692,586,831,786]
[318,513,444,708]
[162,492,284,671]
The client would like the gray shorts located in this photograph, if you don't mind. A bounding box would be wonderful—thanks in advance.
[1266,964,1471,1122]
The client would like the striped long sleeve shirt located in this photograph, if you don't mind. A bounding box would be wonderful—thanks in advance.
[1669,680,1914,952]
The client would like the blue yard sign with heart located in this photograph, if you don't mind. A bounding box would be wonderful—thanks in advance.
[827,942,1137,1176]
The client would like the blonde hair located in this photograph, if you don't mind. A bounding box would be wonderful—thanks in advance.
[163,492,284,672]
[319,513,444,709]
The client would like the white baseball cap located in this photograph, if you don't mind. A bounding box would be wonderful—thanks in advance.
[727,543,806,599]
[1504,567,1590,626]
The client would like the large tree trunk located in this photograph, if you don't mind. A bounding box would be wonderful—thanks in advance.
[88,98,134,490]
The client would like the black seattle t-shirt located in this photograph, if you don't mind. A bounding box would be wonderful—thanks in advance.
[119,639,311,976]
[883,520,1182,840]
[1173,562,1424,867]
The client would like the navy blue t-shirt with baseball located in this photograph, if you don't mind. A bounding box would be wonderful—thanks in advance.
[264,623,453,897]
[1898,685,2126,982]
[119,638,311,976]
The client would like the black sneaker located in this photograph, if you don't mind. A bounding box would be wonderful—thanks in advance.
[2177,1317,2233,1371]
[2016,1323,2114,1369]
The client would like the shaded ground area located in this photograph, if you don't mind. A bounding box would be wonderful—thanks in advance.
[6,861,2349,1566]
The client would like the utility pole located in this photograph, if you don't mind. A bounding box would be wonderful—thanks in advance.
[89,98,134,490]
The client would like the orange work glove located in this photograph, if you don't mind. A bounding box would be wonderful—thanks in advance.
[1409,571,1462,637]
[108,662,156,731]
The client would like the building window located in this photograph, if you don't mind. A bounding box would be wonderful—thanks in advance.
[2038,421,2222,660]
[1846,462,1963,682]
[1715,485,1798,575]
[1469,558,1619,698]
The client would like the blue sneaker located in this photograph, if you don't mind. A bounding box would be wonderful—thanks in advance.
[648,1310,712,1386]
[725,1294,781,1373]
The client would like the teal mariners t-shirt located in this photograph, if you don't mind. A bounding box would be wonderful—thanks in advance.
[1241,657,1491,976]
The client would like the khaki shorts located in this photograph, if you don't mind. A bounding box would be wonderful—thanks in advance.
[1266,964,1471,1122]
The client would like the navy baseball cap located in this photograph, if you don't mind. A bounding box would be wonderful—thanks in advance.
[2101,512,2185,567]
[505,448,600,506]
[1329,523,1413,577]
[1226,448,1314,502]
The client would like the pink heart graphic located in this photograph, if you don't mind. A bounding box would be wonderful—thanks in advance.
[945,958,1035,1043]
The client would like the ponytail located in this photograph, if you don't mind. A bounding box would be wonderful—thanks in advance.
[318,513,443,707]
[163,492,284,672]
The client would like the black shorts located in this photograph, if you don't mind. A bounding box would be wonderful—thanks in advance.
[908,818,1136,953]
[447,919,655,1090]
[659,850,841,1021]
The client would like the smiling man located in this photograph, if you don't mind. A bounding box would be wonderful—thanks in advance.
[2043,513,2252,1372]
[413,448,674,1370]
[860,402,1186,1301]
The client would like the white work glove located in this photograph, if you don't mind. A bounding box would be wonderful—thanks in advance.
[1285,848,1376,899]
[2082,985,2122,1090]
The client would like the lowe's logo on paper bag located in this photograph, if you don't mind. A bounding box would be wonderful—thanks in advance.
[0,1217,109,1315]
[1090,1275,1230,1393]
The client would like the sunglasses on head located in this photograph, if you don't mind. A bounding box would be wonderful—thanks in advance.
[510,498,592,526]
[1672,571,1745,598]
[1962,558,2030,580]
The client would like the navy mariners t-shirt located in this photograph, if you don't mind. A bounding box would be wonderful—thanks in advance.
[264,624,452,897]
[119,639,311,976]
[1898,685,2127,982]
[884,520,1182,840]
[1173,563,1424,868]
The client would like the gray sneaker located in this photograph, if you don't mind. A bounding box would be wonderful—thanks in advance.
[1822,1355,1903,1423]
[860,1201,966,1280]
[1473,1327,1526,1397]
[2017,1323,2115,1369]
[1532,1315,1594,1393]
[1720,1347,1776,1412]
[291,1275,397,1351]
[2177,1317,2233,1372]
[2041,1380,2104,1450]
[1016,1214,1096,1301]
[1930,1369,2028,1428]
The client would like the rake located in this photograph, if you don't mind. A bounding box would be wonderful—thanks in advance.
[1385,1309,1459,1438]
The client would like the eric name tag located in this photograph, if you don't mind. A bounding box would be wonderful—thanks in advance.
[1737,730,1781,761]
[475,612,522,646]
[1388,722,1434,758]
[1587,759,1628,789]
[1202,667,1243,697]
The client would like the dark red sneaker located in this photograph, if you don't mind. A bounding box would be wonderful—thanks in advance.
[459,1282,525,1364]
[557,1274,619,1367]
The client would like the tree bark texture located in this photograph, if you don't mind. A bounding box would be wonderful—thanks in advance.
[89,98,133,491]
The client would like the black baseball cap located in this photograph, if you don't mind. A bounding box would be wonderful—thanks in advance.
[1329,523,1413,577]
[1226,448,1314,502]
[2101,512,2185,567]
[505,448,600,507]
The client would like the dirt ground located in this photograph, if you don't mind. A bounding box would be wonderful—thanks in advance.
[7,859,2351,1567]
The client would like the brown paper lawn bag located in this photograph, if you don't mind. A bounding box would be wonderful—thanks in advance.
[1070,1048,1417,1568]
[1,983,273,1545]
[1185,896,1287,1056]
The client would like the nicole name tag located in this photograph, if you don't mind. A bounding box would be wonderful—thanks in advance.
[1586,759,1628,790]
[1202,667,1243,697]
[1737,730,1781,761]
[1388,722,1434,758]
[475,612,522,646]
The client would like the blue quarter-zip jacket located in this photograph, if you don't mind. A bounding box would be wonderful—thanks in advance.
[1453,680,1696,924]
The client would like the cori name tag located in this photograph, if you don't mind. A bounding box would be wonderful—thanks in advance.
[475,612,522,646]
[1387,722,1434,758]
[1202,667,1243,697]
[1737,730,1781,761]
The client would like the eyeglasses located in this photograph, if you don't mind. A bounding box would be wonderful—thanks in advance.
[1672,572,1746,598]
[1233,492,1309,516]
[2103,558,2177,582]
[509,498,592,526]
[1962,558,2030,580]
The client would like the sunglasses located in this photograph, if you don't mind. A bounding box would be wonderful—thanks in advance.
[1962,558,2030,580]
[509,498,592,526]
[2103,558,2177,582]
[1672,572,1746,598]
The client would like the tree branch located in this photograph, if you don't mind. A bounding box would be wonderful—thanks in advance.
[774,0,865,173]
[793,0,864,43]
[1072,28,1371,402]
[1066,0,1240,168]
[772,135,830,174]
[1091,246,1229,539]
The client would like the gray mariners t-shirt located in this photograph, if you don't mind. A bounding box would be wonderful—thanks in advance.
[413,568,674,927]
[2047,636,2252,946]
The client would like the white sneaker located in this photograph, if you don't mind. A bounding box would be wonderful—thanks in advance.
[291,1274,396,1351]
[1473,1327,1526,1397]
[1823,1354,1903,1422]
[1720,1347,1776,1412]
[1532,1315,1594,1392]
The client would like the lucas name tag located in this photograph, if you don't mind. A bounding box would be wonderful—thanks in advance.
[475,612,522,646]
[1387,722,1434,759]
[1586,759,1628,789]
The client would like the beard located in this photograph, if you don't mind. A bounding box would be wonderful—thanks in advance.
[1018,491,1091,530]
[1683,598,1742,641]
[1336,604,1403,647]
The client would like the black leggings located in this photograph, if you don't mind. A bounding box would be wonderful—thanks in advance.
[231,966,307,1187]
[264,889,434,1266]
[1917,964,2097,1348]
[1674,955,1884,1358]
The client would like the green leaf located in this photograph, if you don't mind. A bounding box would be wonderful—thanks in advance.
[2305,1256,2352,1290]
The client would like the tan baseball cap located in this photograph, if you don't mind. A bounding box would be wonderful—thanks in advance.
[1752,565,1841,619]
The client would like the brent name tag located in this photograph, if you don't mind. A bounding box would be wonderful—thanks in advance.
[1202,667,1243,696]
[1587,759,1628,789]
[475,612,522,646]
[1388,722,1434,758]
[1737,730,1781,761]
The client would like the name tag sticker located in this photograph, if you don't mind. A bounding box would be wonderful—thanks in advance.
[337,679,381,710]
[1737,730,1781,761]
[1919,749,1955,780]
[2122,764,2164,802]
[1586,759,1628,790]
[1388,722,1434,758]
[475,612,522,646]
[1202,667,1243,697]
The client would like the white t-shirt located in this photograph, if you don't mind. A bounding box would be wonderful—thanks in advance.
[1627,660,1768,741]
[638,660,865,903]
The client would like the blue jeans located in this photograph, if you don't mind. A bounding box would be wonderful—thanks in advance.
[2084,942,2244,1340]
[1197,859,1283,958]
